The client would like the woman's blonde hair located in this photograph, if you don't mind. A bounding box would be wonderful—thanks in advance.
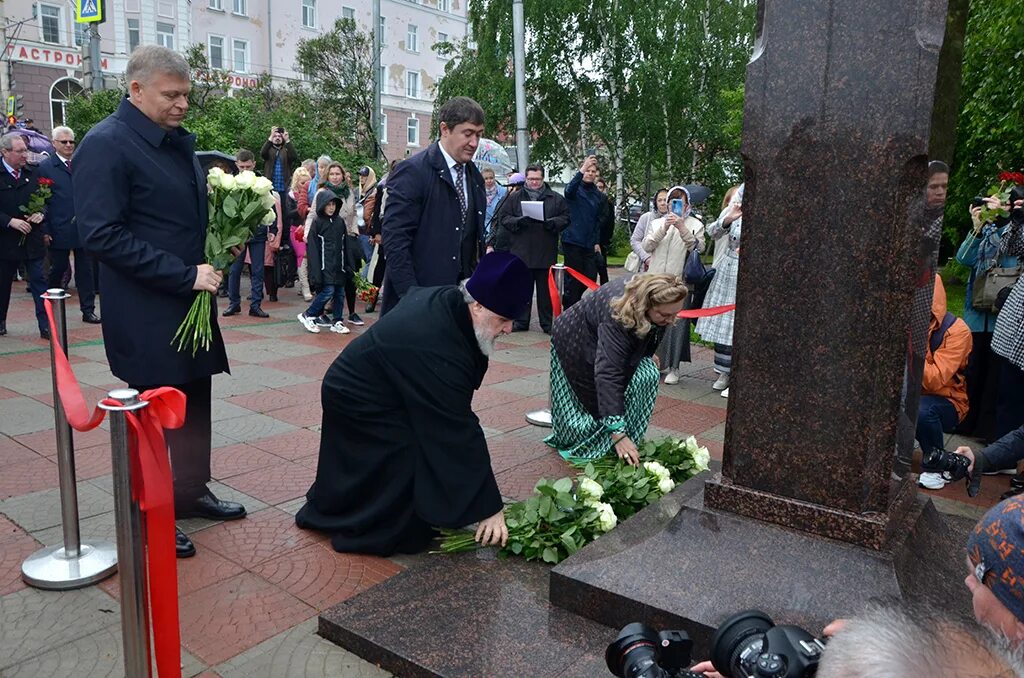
[290,167,311,192]
[721,185,741,211]
[610,274,688,338]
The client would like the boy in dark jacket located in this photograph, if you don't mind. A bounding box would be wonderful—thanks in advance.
[298,190,350,334]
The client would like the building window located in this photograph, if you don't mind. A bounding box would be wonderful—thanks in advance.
[379,113,387,143]
[407,117,419,146]
[39,4,61,45]
[127,18,140,52]
[406,25,418,52]
[74,22,88,47]
[379,65,387,94]
[50,78,83,129]
[342,6,355,21]
[378,16,386,45]
[208,35,225,69]
[156,22,175,50]
[436,31,449,58]
[158,1,174,16]
[209,0,223,9]
[406,71,419,99]
[439,0,450,11]
[233,39,250,73]
[302,0,317,28]
[233,0,247,16]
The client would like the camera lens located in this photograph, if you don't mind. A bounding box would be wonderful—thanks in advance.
[605,623,669,678]
[710,610,775,678]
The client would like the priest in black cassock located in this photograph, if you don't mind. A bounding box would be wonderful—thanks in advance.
[296,251,534,555]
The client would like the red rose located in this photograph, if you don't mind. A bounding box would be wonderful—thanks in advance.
[999,171,1024,185]
[38,177,54,187]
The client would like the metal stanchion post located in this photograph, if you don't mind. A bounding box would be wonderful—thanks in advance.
[100,389,152,677]
[21,289,118,590]
[526,264,567,427]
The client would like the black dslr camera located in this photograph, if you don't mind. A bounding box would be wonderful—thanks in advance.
[920,448,970,482]
[607,610,825,678]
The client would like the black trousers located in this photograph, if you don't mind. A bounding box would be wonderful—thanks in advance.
[47,248,96,314]
[596,245,610,285]
[996,355,1024,442]
[514,267,554,333]
[562,243,597,309]
[958,332,999,442]
[131,376,212,502]
[0,257,46,330]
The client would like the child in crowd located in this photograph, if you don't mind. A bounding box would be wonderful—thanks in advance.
[297,190,351,335]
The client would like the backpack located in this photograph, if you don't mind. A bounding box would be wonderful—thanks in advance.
[928,312,956,354]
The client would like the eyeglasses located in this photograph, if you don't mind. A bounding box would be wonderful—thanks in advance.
[55,140,75,145]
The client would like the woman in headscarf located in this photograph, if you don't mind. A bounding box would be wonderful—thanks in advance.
[640,185,705,384]
[545,273,688,464]
[630,188,670,272]
[696,184,743,397]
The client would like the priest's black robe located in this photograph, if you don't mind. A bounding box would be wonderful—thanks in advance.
[295,285,503,555]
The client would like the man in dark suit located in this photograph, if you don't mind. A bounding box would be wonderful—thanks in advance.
[380,96,486,315]
[75,45,245,559]
[39,125,99,324]
[494,164,570,333]
[0,133,48,338]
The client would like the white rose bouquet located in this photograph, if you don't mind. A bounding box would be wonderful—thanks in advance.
[172,168,277,355]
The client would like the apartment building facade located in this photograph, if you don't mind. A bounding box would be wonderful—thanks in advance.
[1,0,466,160]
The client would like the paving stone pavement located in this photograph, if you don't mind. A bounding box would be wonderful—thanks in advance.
[0,277,1006,676]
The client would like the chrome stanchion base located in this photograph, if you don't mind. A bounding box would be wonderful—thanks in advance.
[525,408,552,428]
[21,541,118,590]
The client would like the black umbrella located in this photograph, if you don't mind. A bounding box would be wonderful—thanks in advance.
[683,184,711,205]
[196,151,238,174]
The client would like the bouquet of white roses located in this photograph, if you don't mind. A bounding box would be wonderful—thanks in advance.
[172,168,277,355]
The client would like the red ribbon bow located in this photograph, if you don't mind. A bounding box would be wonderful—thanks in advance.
[44,299,184,678]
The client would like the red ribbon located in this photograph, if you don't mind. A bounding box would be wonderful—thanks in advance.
[44,299,184,678]
[547,266,736,320]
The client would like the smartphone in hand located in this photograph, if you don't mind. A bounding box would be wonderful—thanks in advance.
[670,199,684,216]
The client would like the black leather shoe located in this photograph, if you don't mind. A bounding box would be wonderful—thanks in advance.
[176,492,247,521]
[248,307,269,318]
[39,327,50,340]
[268,294,278,302]
[0,322,6,336]
[82,312,101,324]
[222,305,241,317]
[176,527,196,558]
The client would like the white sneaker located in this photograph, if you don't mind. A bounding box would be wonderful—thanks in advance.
[918,471,949,490]
[297,313,320,333]
[664,369,680,385]
[713,373,730,391]
[330,321,351,334]
[720,387,729,398]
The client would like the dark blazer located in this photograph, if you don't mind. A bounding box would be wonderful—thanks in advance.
[494,183,570,269]
[260,140,297,186]
[0,162,47,260]
[75,96,229,386]
[380,141,485,314]
[37,153,77,250]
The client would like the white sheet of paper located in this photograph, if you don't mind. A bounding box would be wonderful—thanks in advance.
[521,201,545,221]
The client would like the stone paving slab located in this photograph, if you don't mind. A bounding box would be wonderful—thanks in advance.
[210,399,259,422]
[214,618,390,678]
[0,624,206,678]
[226,339,330,365]
[215,413,300,444]
[0,396,56,435]
[0,480,113,531]
[0,585,120,669]
[0,369,54,397]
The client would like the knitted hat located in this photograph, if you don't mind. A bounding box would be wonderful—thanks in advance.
[465,252,532,320]
[968,495,1024,623]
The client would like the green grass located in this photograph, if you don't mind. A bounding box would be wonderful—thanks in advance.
[946,282,966,318]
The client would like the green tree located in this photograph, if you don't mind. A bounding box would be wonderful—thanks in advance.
[295,18,383,160]
[945,0,1024,249]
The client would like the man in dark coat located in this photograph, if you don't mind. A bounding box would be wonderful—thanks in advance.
[0,133,48,338]
[39,125,100,324]
[296,252,534,556]
[75,45,245,559]
[562,155,604,308]
[380,96,486,315]
[260,126,297,194]
[494,163,569,333]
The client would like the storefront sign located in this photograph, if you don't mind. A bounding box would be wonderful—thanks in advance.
[5,44,109,70]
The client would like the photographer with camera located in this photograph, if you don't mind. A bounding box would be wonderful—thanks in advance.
[260,126,297,195]
[955,180,1023,444]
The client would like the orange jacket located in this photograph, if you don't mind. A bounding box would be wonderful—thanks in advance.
[923,275,972,421]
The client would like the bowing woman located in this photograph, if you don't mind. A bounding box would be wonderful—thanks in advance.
[545,273,688,464]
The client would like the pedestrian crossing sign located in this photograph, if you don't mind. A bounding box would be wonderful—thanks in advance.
[76,0,104,23]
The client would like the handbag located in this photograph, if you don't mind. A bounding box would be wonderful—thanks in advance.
[624,251,641,273]
[973,265,1021,312]
[683,248,707,284]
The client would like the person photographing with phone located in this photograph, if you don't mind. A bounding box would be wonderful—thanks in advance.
[261,126,297,195]
[562,154,604,308]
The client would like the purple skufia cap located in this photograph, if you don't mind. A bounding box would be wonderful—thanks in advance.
[465,252,533,320]
[508,172,526,186]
